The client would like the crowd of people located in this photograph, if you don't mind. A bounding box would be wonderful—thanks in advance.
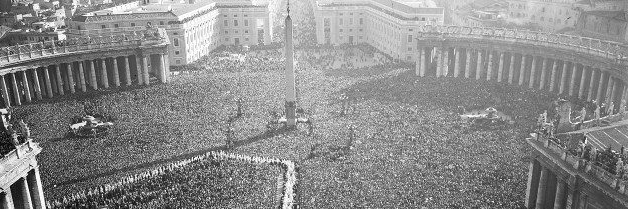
[48,152,286,208]
[9,0,588,207]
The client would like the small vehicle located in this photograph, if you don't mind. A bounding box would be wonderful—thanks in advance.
[69,115,113,137]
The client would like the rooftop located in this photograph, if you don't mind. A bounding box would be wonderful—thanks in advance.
[567,119,628,150]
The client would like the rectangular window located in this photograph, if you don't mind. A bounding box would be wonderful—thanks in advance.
[101,25,106,29]
[234,20,238,26]
[131,23,135,27]
[359,29,363,32]
[175,51,180,55]
[349,18,353,25]
[408,35,412,42]
[245,30,249,33]
[225,30,228,34]
[160,21,164,25]
[339,19,343,25]
[244,19,248,26]
[359,18,363,25]
[114,24,119,28]
[176,60,181,64]
[225,38,229,41]
[235,30,238,34]
[173,38,179,46]
[224,20,228,26]
[408,47,412,51]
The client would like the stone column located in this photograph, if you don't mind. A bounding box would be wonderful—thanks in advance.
[31,68,41,100]
[525,159,541,208]
[519,55,526,86]
[569,63,578,96]
[160,54,168,83]
[612,80,620,108]
[442,48,449,77]
[486,51,494,81]
[420,48,426,77]
[535,167,550,209]
[43,67,53,98]
[27,168,45,209]
[497,52,504,82]
[508,53,515,84]
[100,59,109,89]
[10,73,21,106]
[89,60,98,90]
[78,61,87,92]
[529,56,537,88]
[19,177,33,209]
[112,57,120,87]
[20,71,31,103]
[553,179,566,209]
[549,60,558,92]
[135,56,143,85]
[1,189,14,209]
[464,49,471,78]
[454,48,461,78]
[539,58,547,90]
[560,61,569,95]
[142,55,150,85]
[415,51,420,76]
[435,48,442,77]
[597,72,608,104]
[607,77,616,105]
[55,65,64,96]
[588,68,598,101]
[0,75,11,107]
[67,63,75,94]
[579,66,588,99]
[475,50,482,80]
[124,56,132,86]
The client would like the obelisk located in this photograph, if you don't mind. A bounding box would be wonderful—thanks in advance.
[284,0,297,126]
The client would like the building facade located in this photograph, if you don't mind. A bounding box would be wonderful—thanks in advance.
[66,0,272,66]
[506,0,579,32]
[313,0,445,61]
[575,10,628,42]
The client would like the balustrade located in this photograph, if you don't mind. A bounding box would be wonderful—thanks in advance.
[417,25,628,64]
[0,29,166,66]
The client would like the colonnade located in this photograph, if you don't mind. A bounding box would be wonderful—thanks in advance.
[0,53,169,108]
[525,159,572,209]
[1,167,46,209]
[415,46,626,108]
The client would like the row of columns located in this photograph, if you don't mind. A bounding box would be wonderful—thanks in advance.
[415,47,626,107]
[1,167,46,209]
[0,54,169,108]
[525,159,573,209]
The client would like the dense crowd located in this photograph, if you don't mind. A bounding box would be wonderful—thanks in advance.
[50,155,282,208]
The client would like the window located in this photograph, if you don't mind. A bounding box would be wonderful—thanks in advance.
[359,29,363,32]
[101,25,106,29]
[225,30,228,34]
[131,23,135,27]
[223,15,227,17]
[176,60,181,64]
[245,30,249,33]
[245,38,249,41]
[339,19,343,25]
[359,18,363,25]
[175,51,180,55]
[244,19,248,26]
[349,29,352,32]
[160,21,164,25]
[147,22,152,26]
[173,38,179,46]
[339,13,343,16]
[225,38,229,41]
[234,15,237,17]
[340,29,343,32]
[244,14,248,17]
[421,17,426,21]
[408,47,412,51]
[235,30,238,34]
[114,24,119,28]
[349,18,353,25]
[350,13,353,15]
[408,35,412,42]
[173,32,178,35]
[234,20,238,26]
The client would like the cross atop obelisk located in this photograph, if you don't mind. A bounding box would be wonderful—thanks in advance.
[283,0,297,126]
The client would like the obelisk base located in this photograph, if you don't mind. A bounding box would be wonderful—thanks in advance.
[285,101,297,126]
